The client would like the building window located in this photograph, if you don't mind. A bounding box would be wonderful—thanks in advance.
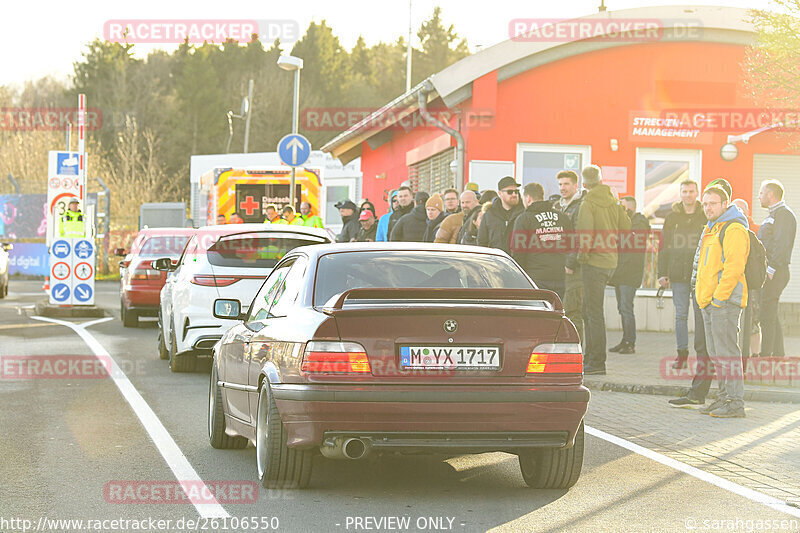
[516,143,592,201]
[408,148,456,194]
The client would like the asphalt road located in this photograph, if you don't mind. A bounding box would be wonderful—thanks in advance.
[1,280,798,533]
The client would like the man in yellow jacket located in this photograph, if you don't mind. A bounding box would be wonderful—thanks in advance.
[695,185,749,418]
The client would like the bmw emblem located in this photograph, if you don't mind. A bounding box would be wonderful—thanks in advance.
[443,319,458,333]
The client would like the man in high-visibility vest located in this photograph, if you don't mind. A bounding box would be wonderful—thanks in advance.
[299,201,324,228]
[59,198,85,238]
[282,206,304,226]
[264,204,285,224]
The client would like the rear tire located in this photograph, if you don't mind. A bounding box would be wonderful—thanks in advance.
[256,383,312,489]
[519,422,584,489]
[121,302,138,328]
[208,363,248,449]
[0,280,6,299]
[168,323,196,373]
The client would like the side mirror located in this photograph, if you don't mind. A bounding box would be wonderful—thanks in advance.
[151,257,176,271]
[1,243,12,251]
[119,260,131,268]
[213,299,245,320]
[114,247,127,257]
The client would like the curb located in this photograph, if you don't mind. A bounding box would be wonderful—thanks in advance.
[584,379,800,404]
[34,299,106,318]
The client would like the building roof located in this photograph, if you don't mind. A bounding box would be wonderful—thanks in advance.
[321,5,755,163]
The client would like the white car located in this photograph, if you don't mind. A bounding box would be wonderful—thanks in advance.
[0,242,12,298]
[155,224,332,372]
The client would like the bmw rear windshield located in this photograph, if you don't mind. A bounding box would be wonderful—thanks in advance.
[207,234,328,268]
[313,250,533,305]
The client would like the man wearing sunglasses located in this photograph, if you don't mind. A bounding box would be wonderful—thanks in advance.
[478,176,524,252]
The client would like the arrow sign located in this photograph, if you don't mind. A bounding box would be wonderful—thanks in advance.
[51,283,70,302]
[74,283,93,302]
[277,133,311,167]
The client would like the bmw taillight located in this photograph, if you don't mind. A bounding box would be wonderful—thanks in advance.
[526,343,583,374]
[301,341,371,374]
[191,275,240,287]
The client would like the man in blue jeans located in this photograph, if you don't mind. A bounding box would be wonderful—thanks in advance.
[657,180,707,370]
[608,197,650,354]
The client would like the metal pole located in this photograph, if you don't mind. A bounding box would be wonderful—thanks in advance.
[243,79,254,153]
[96,177,111,274]
[225,112,234,154]
[7,173,20,194]
[66,122,71,151]
[290,69,300,209]
[406,0,412,93]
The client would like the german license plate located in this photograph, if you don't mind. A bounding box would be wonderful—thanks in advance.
[399,346,500,370]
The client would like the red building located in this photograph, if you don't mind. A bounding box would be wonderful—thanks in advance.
[323,6,800,304]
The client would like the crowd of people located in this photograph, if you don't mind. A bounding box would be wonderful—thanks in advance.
[333,167,796,418]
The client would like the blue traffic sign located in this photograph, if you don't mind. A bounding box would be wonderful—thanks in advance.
[74,240,94,259]
[74,283,93,302]
[52,240,71,258]
[277,134,311,167]
[56,152,79,176]
[51,283,71,302]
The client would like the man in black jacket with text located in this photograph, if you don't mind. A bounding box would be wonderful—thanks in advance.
[511,182,572,298]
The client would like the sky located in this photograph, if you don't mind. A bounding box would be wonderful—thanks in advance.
[0,0,782,88]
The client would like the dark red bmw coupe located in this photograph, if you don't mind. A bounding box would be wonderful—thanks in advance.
[208,242,588,489]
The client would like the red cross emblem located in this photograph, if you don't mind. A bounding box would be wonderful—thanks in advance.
[239,196,260,216]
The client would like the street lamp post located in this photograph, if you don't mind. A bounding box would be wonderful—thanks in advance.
[278,54,303,209]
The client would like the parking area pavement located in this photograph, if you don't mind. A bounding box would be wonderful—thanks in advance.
[587,390,800,507]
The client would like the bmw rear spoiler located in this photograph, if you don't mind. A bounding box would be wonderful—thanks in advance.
[320,288,563,315]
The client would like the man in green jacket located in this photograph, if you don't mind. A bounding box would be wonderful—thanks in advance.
[577,165,631,375]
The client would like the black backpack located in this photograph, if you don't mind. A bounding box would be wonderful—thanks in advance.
[719,221,768,290]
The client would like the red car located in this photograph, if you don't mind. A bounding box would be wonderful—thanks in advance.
[116,227,196,327]
[209,243,588,489]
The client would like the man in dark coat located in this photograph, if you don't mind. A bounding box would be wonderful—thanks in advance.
[423,194,447,242]
[390,192,430,242]
[511,182,572,298]
[478,176,523,252]
[335,200,360,243]
[354,209,378,242]
[608,196,651,354]
[387,185,414,237]
[658,179,708,370]
[555,170,585,345]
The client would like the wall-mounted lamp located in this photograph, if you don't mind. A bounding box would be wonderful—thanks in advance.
[610,139,619,152]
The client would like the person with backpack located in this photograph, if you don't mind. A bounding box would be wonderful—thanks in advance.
[694,185,750,418]
[756,179,797,358]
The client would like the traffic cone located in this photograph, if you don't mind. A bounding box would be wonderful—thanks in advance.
[43,276,50,294]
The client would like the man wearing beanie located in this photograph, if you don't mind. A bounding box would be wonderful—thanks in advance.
[423,193,447,242]
[577,165,631,375]
[478,176,524,252]
[390,191,430,242]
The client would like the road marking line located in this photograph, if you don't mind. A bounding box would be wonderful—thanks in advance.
[586,425,800,518]
[0,322,55,330]
[32,315,230,519]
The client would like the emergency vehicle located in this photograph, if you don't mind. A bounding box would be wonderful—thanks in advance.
[198,167,323,225]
